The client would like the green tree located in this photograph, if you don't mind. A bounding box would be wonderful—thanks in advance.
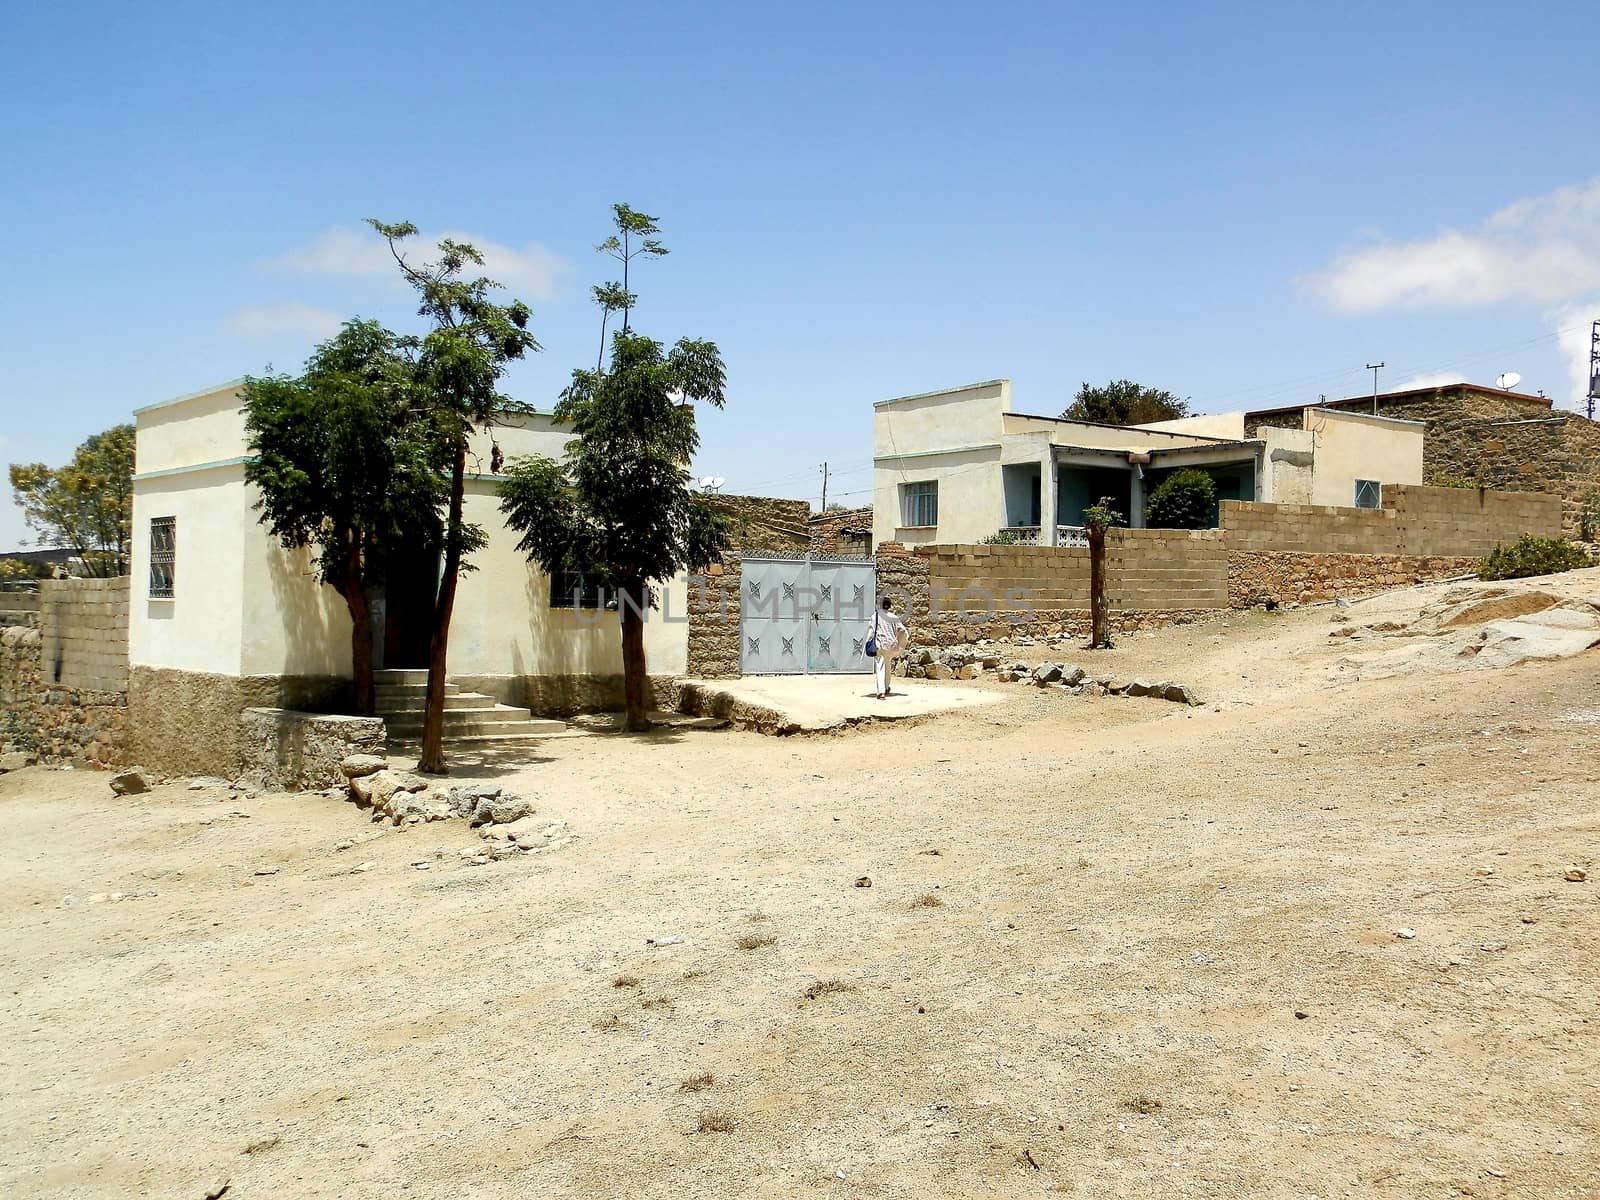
[1144,468,1217,529]
[369,220,541,773]
[1081,497,1125,650]
[1063,380,1191,426]
[242,319,449,717]
[499,208,729,732]
[9,424,136,576]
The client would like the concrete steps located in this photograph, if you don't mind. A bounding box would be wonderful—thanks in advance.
[373,670,567,746]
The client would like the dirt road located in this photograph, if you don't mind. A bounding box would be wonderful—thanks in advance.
[2,601,1597,1198]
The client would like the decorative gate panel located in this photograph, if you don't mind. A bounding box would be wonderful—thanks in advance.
[740,555,875,675]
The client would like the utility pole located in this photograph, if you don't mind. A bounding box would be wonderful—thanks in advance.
[819,461,829,511]
[1587,320,1598,421]
[1366,362,1385,415]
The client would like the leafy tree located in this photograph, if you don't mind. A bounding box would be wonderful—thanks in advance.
[369,220,541,773]
[1477,535,1594,581]
[1063,380,1191,426]
[0,557,49,581]
[242,319,448,716]
[499,208,729,732]
[1144,468,1217,529]
[1081,497,1125,650]
[9,424,136,575]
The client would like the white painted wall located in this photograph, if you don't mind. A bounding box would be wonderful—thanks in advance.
[1259,427,1315,504]
[134,382,248,474]
[130,467,248,673]
[1137,411,1247,440]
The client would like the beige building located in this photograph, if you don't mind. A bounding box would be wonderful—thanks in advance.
[128,381,690,771]
[872,379,1423,546]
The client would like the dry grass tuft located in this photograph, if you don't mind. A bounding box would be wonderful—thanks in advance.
[745,911,771,923]
[1121,1094,1163,1116]
[919,848,944,856]
[736,934,777,950]
[911,893,944,908]
[593,1013,624,1032]
[613,974,641,989]
[802,979,858,1001]
[697,1110,736,1134]
[243,1135,282,1155]
[680,967,708,981]
[641,994,675,1010]
[679,1072,715,1093]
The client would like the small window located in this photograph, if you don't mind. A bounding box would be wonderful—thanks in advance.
[149,517,176,599]
[1354,479,1382,509]
[901,481,938,528]
[548,569,611,610]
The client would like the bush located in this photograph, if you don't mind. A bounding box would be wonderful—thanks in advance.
[1476,535,1595,581]
[1144,469,1216,529]
[1428,473,1480,489]
[979,529,1024,545]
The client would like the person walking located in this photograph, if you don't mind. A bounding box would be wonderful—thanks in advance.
[869,596,909,700]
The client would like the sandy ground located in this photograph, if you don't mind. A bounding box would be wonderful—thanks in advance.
[2,584,1598,1199]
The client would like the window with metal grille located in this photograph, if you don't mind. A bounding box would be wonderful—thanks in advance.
[149,517,176,598]
[1354,479,1382,509]
[901,481,938,527]
[548,569,611,610]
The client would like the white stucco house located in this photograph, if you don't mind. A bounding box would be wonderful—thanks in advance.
[127,380,690,773]
[872,379,1424,547]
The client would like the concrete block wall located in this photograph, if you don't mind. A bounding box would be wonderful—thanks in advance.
[37,576,130,692]
[1220,485,1562,558]
[0,591,41,628]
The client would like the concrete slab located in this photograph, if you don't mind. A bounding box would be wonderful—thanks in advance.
[675,675,1003,734]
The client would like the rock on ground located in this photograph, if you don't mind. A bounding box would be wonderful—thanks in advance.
[110,768,153,796]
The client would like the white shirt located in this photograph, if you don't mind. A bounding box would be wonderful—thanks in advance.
[871,609,909,655]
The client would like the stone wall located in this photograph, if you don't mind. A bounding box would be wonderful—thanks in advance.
[1227,552,1477,607]
[0,590,40,628]
[37,576,129,692]
[1,624,128,768]
[238,708,385,791]
[1246,386,1600,536]
[1220,485,1561,558]
[686,549,743,678]
[702,494,812,551]
[808,505,874,556]
[449,672,679,718]
[128,667,351,778]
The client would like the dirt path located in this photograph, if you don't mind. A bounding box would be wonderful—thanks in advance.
[2,604,1597,1198]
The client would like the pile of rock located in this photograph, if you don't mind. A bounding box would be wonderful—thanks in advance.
[900,645,1005,680]
[994,662,1201,705]
[335,756,556,859]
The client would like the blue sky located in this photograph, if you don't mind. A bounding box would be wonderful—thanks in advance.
[3,0,1598,549]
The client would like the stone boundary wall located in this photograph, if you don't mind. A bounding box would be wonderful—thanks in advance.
[238,708,385,791]
[1,625,128,767]
[686,550,742,678]
[450,672,679,717]
[1228,551,1477,607]
[1221,486,1561,558]
[38,576,129,692]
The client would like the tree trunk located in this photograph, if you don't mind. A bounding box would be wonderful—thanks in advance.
[1088,526,1109,649]
[619,578,650,732]
[340,540,375,717]
[419,440,468,773]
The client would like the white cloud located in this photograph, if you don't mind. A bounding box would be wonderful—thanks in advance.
[1304,179,1600,313]
[1554,298,1600,411]
[223,302,345,341]
[1394,371,1468,391]
[272,225,569,302]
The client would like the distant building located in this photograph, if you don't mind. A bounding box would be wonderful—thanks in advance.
[1244,383,1600,536]
[871,379,1423,547]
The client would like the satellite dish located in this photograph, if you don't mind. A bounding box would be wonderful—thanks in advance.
[1495,372,1522,391]
[697,476,726,493]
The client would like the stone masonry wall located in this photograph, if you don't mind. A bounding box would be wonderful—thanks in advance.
[686,550,742,678]
[808,505,874,556]
[37,576,129,692]
[238,708,385,791]
[1245,386,1600,536]
[702,495,812,552]
[1227,551,1477,607]
[1,624,128,767]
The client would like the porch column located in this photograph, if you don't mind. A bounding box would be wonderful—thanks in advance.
[1041,447,1059,546]
[1129,465,1145,529]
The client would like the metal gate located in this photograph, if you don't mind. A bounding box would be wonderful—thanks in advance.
[740,554,876,675]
